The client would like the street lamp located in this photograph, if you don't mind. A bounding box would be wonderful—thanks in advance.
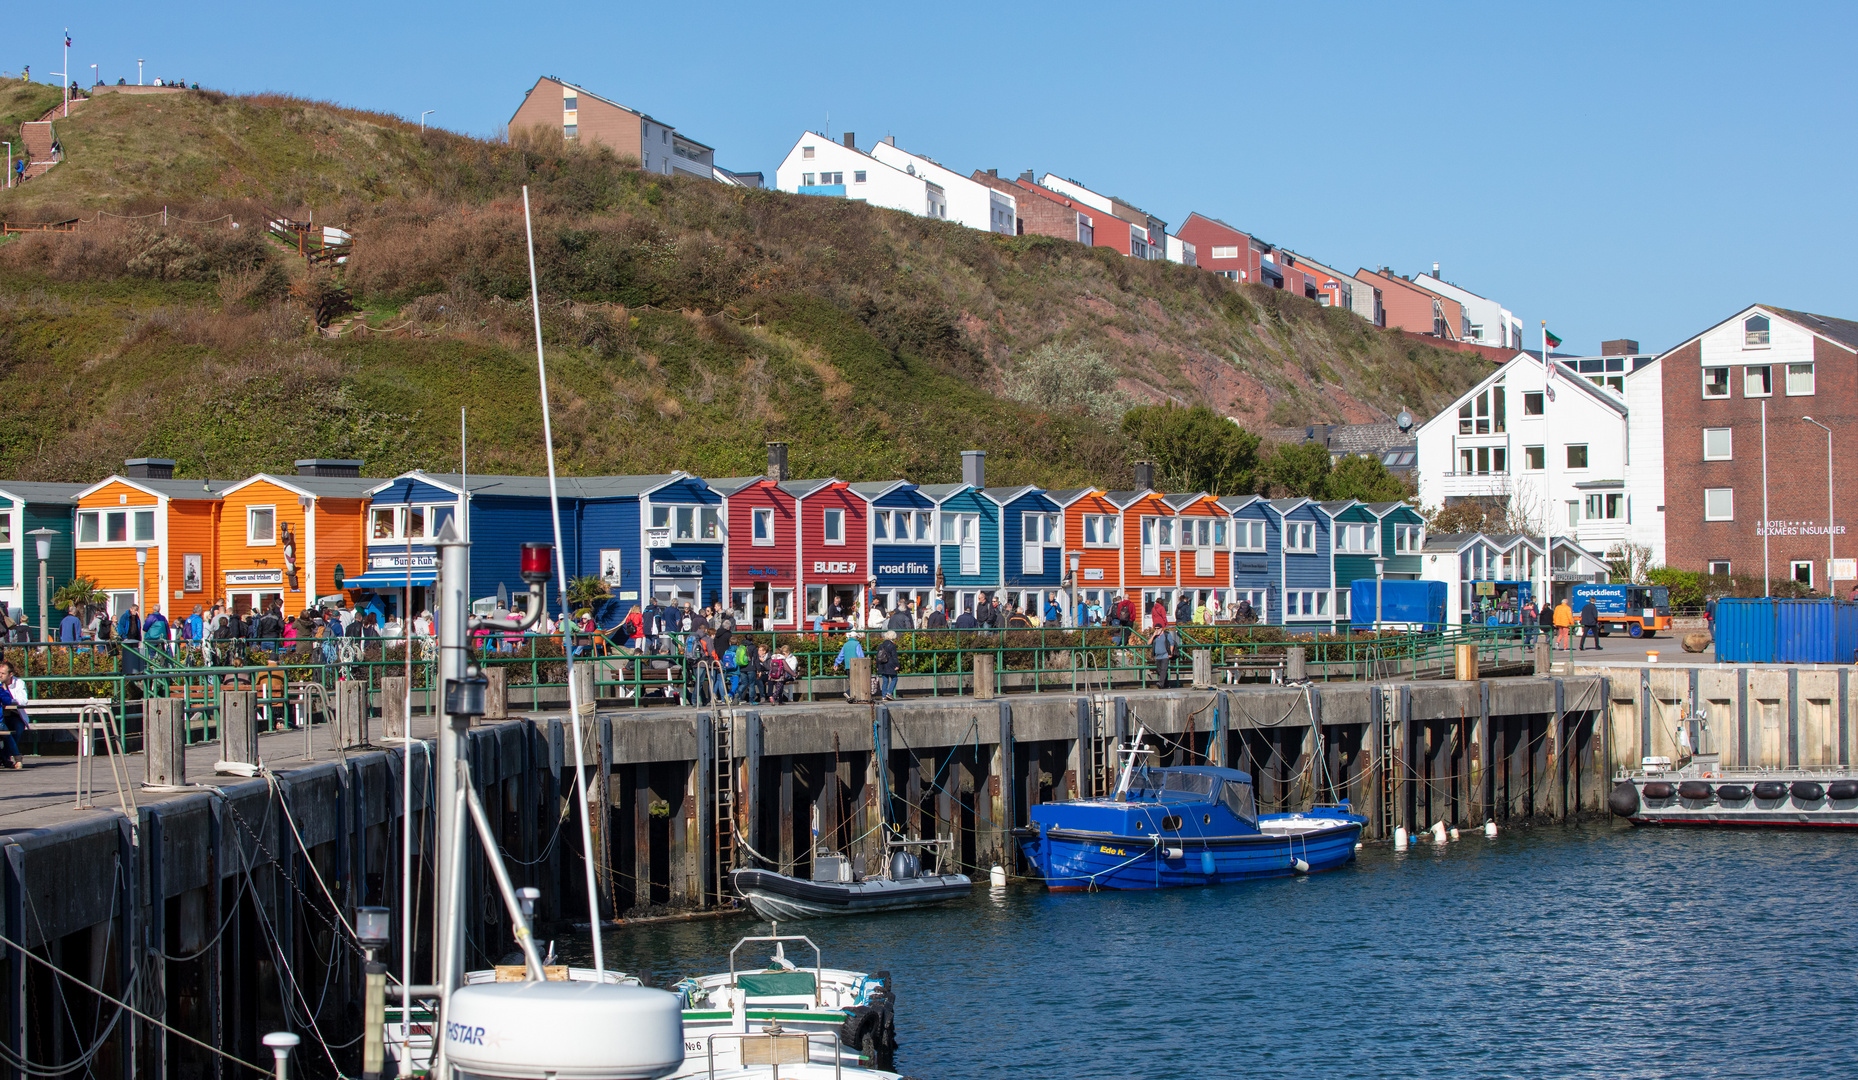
[355,905,391,1080]
[137,59,144,86]
[89,64,96,87]
[1371,554,1387,633]
[420,109,435,132]
[135,546,149,614]
[28,529,57,642]
[1066,550,1082,627]
[1803,416,1836,592]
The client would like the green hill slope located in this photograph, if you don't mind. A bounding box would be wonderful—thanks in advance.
[0,82,1493,488]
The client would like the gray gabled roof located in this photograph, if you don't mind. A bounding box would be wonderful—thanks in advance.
[1042,487,1095,508]
[1216,494,1262,514]
[414,472,687,499]
[0,481,85,504]
[1316,500,1360,516]
[982,485,1040,505]
[1103,490,1146,508]
[849,480,911,500]
[1265,497,1311,514]
[1765,307,1858,351]
[704,476,766,497]
[1161,492,1209,511]
[776,478,835,499]
[914,483,971,504]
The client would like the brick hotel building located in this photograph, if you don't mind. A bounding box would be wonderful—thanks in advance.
[1660,305,1858,593]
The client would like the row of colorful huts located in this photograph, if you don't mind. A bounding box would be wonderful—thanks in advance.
[0,448,1456,633]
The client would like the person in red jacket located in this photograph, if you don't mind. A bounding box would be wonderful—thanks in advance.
[1150,596,1170,630]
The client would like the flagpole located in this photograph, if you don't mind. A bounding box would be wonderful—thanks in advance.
[1542,321,1553,617]
[62,30,69,117]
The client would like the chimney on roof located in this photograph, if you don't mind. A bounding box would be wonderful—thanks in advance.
[961,450,986,488]
[987,168,997,177]
[1018,170,1034,182]
[1133,461,1156,491]
[883,135,894,146]
[842,132,855,149]
[1601,338,1641,356]
[766,442,790,481]
[295,458,362,478]
[124,458,175,480]
[1432,261,1440,278]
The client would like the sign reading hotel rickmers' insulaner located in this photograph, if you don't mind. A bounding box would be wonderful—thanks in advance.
[1755,520,1847,537]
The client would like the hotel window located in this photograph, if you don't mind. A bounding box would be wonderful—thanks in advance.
[1704,488,1733,521]
[1523,392,1544,415]
[699,507,722,540]
[801,173,815,186]
[1566,444,1588,469]
[823,172,843,184]
[802,146,816,159]
[1458,447,1506,475]
[854,170,867,183]
[1703,428,1732,461]
[248,506,276,544]
[1524,446,1545,470]
[1212,520,1227,546]
[1786,363,1815,396]
[1744,314,1770,346]
[752,508,774,546]
[823,508,844,544]
[1566,501,1579,528]
[561,93,577,110]
[563,124,577,139]
[1701,367,1730,398]
[1584,494,1626,521]
[1792,560,1814,587]
[1707,560,1731,576]
[1743,365,1771,397]
[1211,245,1239,259]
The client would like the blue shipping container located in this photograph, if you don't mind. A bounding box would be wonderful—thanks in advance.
[1713,598,1858,664]
[1349,579,1446,630]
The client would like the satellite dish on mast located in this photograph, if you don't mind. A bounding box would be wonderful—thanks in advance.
[1396,410,1414,431]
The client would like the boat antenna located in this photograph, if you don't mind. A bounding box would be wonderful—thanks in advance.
[1111,724,1152,802]
[522,184,606,976]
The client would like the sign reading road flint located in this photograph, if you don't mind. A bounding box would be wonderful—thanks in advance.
[813,561,858,574]
[652,560,705,576]
[875,561,932,576]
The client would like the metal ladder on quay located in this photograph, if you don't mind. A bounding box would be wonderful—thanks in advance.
[711,710,738,903]
[1378,688,1399,835]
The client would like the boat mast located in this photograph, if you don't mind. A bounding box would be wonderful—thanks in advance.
[1111,724,1152,802]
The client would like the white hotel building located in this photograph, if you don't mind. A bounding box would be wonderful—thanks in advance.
[775,133,1014,234]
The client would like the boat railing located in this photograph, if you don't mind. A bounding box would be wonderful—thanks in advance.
[727,935,824,1006]
[1619,763,1858,779]
[705,1029,844,1079]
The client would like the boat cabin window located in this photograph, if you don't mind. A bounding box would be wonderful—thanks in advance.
[1220,782,1258,827]
[1161,815,1183,831]
[1124,768,1222,801]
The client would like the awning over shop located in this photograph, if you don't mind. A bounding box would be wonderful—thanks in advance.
[342,568,439,589]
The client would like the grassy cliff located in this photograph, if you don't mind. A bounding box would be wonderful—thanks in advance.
[0,82,1494,488]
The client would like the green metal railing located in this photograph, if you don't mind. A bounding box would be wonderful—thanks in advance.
[0,624,1546,744]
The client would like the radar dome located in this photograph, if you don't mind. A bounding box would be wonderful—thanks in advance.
[444,981,684,1079]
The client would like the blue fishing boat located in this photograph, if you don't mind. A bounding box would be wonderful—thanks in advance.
[1015,749,1364,891]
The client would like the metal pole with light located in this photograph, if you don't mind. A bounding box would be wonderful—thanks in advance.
[135,546,148,614]
[29,529,56,642]
[1804,416,1836,592]
[137,59,144,85]
[1372,554,1387,633]
[263,1032,299,1080]
[421,109,435,132]
[89,64,96,87]
[355,906,391,1080]
[1761,401,1771,592]
[1066,550,1082,627]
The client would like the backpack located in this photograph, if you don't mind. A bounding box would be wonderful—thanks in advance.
[733,644,749,667]
[721,646,738,672]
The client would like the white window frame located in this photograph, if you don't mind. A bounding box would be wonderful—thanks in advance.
[806,585,827,617]
[1334,589,1350,620]
[1744,315,1770,347]
[699,506,723,541]
[872,511,890,542]
[1704,488,1734,522]
[1791,560,1814,588]
[1082,514,1120,548]
[1565,444,1589,470]
[1283,522,1316,553]
[133,509,156,543]
[913,511,933,542]
[823,508,845,545]
[1786,363,1815,397]
[1022,511,1060,571]
[650,506,671,530]
[1707,560,1731,577]
[1140,517,1162,575]
[1743,365,1772,398]
[1233,520,1267,552]
[1210,244,1239,259]
[752,507,775,546]
[675,506,696,540]
[0,512,9,546]
[1701,366,1731,399]
[1703,428,1732,461]
[957,515,980,574]
[247,505,277,546]
[1524,446,1545,471]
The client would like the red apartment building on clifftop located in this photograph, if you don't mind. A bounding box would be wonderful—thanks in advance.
[1355,268,1466,340]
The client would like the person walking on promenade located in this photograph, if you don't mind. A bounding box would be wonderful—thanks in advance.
[1579,599,1602,651]
[1149,625,1174,690]
[874,630,901,701]
[925,603,948,629]
[1521,599,1539,648]
[0,660,30,770]
[1553,598,1573,649]
[58,605,83,646]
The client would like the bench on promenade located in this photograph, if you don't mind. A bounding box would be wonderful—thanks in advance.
[1219,658,1286,685]
[16,697,130,809]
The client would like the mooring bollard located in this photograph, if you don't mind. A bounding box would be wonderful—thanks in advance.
[485,666,509,719]
[145,697,186,788]
[1285,646,1306,683]
[848,656,874,703]
[336,679,367,747]
[381,676,408,741]
[972,653,996,700]
[1534,641,1551,675]
[573,664,596,709]
[1454,642,1478,681]
[218,689,257,771]
[1192,649,1213,689]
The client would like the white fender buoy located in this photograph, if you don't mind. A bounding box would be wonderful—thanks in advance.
[1293,858,1310,873]
[989,865,1007,887]
[1393,827,1409,849]
[1483,821,1498,837]
[1430,821,1447,843]
[1354,842,1364,851]
[1449,827,1460,841]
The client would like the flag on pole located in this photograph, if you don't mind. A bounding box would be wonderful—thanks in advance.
[1543,322,1558,399]
[65,31,71,49]
[1543,328,1563,350]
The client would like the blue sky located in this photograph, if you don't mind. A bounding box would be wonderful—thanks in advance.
[12,1,1855,354]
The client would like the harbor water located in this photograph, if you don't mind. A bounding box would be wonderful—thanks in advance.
[581,823,1857,1078]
